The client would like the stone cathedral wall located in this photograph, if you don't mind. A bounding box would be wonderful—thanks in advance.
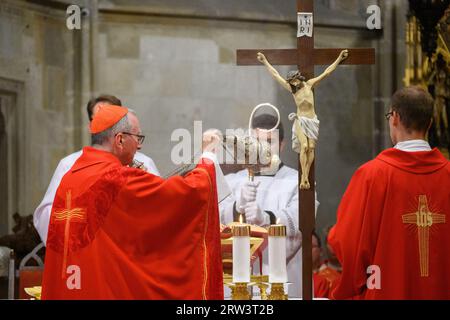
[0,0,407,239]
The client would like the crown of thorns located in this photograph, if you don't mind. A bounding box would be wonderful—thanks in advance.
[286,70,306,82]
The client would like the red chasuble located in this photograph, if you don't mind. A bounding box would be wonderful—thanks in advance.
[328,148,450,300]
[314,265,341,299]
[313,272,330,299]
[42,147,223,300]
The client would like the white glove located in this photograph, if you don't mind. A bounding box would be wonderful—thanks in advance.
[236,181,260,213]
[243,201,268,226]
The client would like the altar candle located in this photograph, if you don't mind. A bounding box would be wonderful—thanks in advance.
[232,224,251,283]
[268,224,287,283]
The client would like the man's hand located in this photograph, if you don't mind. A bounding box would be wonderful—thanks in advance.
[257,52,267,64]
[243,202,267,226]
[202,129,222,153]
[236,181,260,213]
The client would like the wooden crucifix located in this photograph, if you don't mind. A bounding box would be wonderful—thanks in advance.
[236,0,375,300]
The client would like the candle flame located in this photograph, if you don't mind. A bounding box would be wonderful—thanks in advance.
[276,218,280,224]
[239,214,244,224]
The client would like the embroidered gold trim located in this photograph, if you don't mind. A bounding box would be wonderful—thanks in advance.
[53,190,86,279]
[194,167,213,300]
[402,195,446,277]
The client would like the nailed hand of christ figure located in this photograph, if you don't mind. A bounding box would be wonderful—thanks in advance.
[257,49,349,189]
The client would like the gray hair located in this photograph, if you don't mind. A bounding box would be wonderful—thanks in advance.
[91,114,131,146]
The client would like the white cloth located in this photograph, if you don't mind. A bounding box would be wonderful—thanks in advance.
[33,150,160,244]
[219,165,320,299]
[289,114,320,153]
[200,152,232,203]
[394,139,431,152]
[299,115,320,141]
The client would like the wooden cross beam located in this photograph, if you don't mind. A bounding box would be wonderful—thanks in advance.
[236,0,375,300]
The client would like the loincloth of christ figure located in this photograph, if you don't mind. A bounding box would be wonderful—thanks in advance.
[257,49,349,189]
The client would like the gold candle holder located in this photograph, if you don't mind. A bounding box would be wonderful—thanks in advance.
[224,274,270,300]
[231,283,251,300]
[268,283,288,300]
[252,275,269,300]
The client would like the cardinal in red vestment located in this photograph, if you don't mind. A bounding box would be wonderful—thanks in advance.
[328,86,450,299]
[312,231,341,299]
[42,105,223,299]
[314,262,341,299]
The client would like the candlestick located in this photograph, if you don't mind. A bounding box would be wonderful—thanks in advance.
[268,224,287,283]
[231,282,251,300]
[232,224,251,283]
[268,283,288,300]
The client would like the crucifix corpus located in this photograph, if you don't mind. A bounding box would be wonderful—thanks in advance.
[236,0,375,300]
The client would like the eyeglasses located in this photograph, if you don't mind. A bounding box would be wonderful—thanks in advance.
[385,111,394,120]
[121,132,145,144]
